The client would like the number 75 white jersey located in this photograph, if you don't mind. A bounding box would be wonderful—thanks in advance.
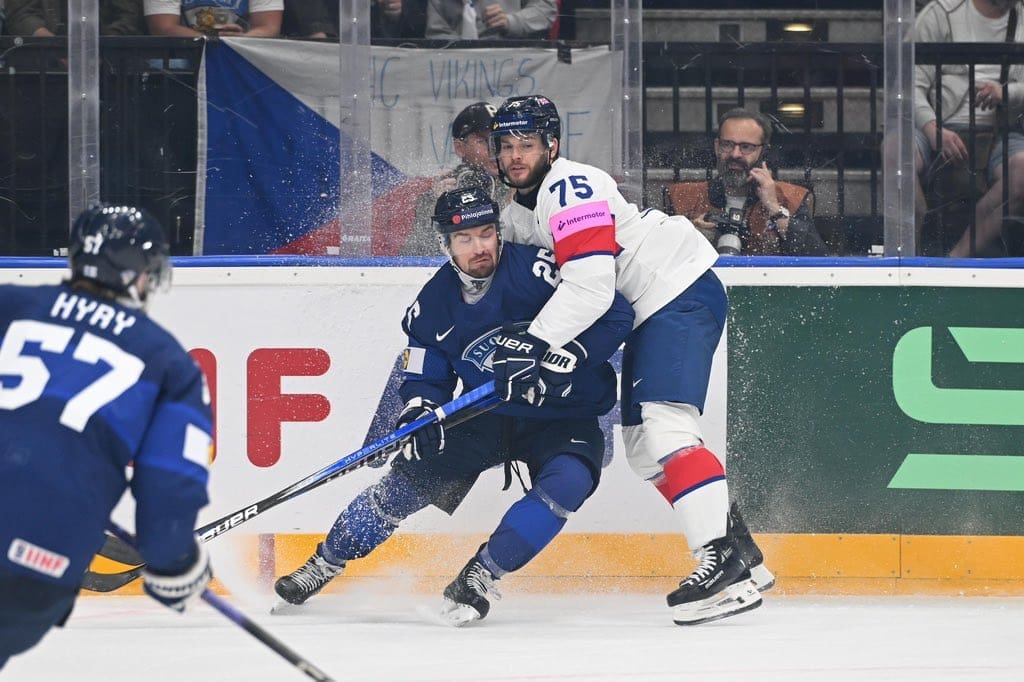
[500,156,719,349]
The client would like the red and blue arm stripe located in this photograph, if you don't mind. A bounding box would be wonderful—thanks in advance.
[548,200,621,267]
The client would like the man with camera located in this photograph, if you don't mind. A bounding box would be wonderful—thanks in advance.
[666,108,827,256]
[402,101,511,255]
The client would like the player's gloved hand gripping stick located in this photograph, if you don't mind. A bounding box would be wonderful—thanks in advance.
[84,382,500,592]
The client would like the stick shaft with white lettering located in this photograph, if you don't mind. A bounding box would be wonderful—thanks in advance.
[106,524,336,682]
[83,382,499,591]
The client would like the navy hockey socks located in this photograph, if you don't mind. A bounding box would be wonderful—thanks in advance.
[323,475,427,562]
[483,454,594,574]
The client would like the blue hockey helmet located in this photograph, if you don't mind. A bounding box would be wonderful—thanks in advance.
[432,186,500,237]
[432,187,502,284]
[490,95,561,155]
[69,204,172,305]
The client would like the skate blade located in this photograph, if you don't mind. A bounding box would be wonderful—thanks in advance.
[416,600,482,628]
[269,599,305,615]
[750,564,777,593]
[671,579,763,626]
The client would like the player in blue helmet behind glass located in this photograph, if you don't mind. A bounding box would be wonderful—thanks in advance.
[0,204,214,670]
[273,186,634,626]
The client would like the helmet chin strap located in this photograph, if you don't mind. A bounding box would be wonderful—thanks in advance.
[456,268,494,303]
[118,280,148,311]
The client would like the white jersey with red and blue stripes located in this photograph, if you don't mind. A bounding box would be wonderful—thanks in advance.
[502,156,718,349]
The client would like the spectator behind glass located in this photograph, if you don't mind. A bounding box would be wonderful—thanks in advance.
[402,101,510,255]
[280,0,427,40]
[144,0,283,38]
[913,0,1024,257]
[425,0,555,40]
[665,108,827,257]
[281,0,335,38]
[373,0,428,39]
[5,0,145,35]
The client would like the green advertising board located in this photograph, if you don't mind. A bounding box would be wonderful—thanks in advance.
[727,285,1024,536]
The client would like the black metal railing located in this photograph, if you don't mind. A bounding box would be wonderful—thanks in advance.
[4,37,1024,258]
[642,41,884,255]
[1,37,203,256]
[916,42,1024,257]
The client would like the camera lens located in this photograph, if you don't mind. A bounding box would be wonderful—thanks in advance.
[716,233,742,256]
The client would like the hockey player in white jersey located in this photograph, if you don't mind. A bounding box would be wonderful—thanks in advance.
[490,95,773,625]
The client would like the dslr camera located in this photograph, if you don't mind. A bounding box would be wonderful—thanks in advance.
[703,207,747,255]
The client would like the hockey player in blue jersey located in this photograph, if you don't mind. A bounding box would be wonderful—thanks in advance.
[274,186,633,625]
[0,205,214,669]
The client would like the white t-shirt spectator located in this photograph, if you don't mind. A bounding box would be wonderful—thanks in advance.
[144,1,285,22]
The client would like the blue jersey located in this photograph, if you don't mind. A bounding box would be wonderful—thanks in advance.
[0,284,212,587]
[399,243,634,417]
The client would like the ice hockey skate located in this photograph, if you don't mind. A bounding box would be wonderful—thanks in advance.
[729,501,776,592]
[667,533,762,625]
[438,556,501,627]
[273,547,345,607]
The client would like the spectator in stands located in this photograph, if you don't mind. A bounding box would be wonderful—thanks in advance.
[5,0,144,35]
[665,108,827,256]
[425,0,556,40]
[281,1,336,39]
[402,101,511,255]
[144,1,283,38]
[281,0,427,40]
[374,0,428,39]
[913,0,1024,257]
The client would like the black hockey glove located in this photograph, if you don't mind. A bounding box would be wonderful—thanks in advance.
[493,324,580,407]
[535,349,576,405]
[394,397,445,461]
[142,542,212,613]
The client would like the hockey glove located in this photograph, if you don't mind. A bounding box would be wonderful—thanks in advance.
[142,542,212,613]
[534,344,579,405]
[493,324,577,406]
[395,397,445,461]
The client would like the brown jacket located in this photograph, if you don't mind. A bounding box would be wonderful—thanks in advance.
[665,179,826,256]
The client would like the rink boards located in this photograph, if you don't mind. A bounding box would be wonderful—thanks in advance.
[4,258,1024,595]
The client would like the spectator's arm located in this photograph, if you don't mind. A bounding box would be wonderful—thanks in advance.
[425,0,459,39]
[102,1,147,36]
[283,0,335,38]
[1004,79,1024,111]
[244,10,283,37]
[778,191,827,256]
[146,13,203,37]
[389,0,427,39]
[5,0,51,36]
[502,0,557,37]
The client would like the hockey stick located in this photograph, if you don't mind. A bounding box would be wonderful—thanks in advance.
[107,524,335,682]
[83,382,500,592]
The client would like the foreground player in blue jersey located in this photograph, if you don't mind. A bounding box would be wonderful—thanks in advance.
[274,187,633,626]
[0,205,214,670]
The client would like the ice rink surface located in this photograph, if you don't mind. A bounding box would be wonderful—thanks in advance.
[5,590,1022,681]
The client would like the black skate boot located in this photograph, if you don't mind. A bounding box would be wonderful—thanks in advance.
[439,555,502,627]
[730,501,776,592]
[274,546,345,606]
[667,532,762,625]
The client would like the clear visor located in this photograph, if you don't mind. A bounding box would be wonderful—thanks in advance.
[490,129,550,157]
[139,255,172,300]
